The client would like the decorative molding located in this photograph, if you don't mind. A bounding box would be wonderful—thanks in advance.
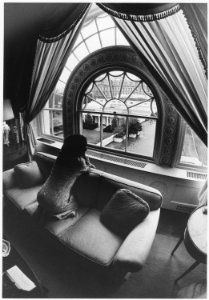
[97,3,180,22]
[63,46,180,167]
[159,99,180,166]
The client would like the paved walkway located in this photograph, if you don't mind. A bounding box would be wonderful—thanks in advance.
[107,120,156,157]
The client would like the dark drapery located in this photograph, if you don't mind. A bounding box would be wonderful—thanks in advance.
[4,3,90,112]
[97,3,180,21]
[98,3,207,146]
[22,4,90,158]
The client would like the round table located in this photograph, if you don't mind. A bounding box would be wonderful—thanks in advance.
[171,205,207,282]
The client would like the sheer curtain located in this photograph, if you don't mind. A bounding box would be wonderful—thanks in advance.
[182,3,207,75]
[23,4,90,158]
[98,4,207,146]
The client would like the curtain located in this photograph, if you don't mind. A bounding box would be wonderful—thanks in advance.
[98,4,207,146]
[182,3,207,75]
[23,4,90,159]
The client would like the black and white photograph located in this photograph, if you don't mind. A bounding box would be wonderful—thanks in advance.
[2,1,207,298]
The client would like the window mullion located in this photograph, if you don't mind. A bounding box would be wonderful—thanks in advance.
[118,72,125,100]
[108,74,113,99]
[100,113,103,147]
[95,19,103,48]
[125,116,128,152]
[50,111,54,136]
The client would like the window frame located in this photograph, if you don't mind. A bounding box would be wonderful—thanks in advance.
[173,118,208,171]
[78,68,159,161]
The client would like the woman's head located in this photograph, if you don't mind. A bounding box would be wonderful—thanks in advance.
[57,134,87,165]
[62,134,87,156]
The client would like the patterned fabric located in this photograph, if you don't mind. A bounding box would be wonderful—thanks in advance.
[100,188,150,238]
[37,157,89,216]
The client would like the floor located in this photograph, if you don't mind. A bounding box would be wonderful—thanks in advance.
[3,208,207,298]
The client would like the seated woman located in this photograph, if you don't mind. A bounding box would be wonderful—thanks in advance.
[37,134,94,220]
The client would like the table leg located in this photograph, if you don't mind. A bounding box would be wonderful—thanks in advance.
[175,261,200,283]
[171,236,184,256]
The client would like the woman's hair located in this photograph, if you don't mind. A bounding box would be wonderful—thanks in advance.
[56,134,87,166]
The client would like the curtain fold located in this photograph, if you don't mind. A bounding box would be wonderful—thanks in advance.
[23,4,90,158]
[107,5,207,145]
[97,3,180,22]
[181,3,207,75]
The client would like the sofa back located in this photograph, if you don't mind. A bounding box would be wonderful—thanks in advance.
[33,152,162,211]
[91,170,162,211]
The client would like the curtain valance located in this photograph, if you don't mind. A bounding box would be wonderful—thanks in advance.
[39,3,90,42]
[103,4,207,145]
[97,3,180,22]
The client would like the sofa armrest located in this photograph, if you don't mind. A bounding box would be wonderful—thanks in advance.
[113,209,160,272]
[33,152,56,180]
[3,169,17,190]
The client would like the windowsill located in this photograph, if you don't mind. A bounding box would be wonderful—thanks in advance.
[36,137,207,182]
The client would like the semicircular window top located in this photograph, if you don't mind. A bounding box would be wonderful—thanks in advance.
[54,12,129,100]
[79,70,158,159]
[41,11,129,140]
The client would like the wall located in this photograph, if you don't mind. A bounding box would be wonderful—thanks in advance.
[89,155,205,213]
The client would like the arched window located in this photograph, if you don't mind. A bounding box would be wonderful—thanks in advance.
[79,70,158,158]
[37,6,206,170]
[63,46,175,164]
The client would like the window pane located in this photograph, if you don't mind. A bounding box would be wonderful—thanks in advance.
[96,15,115,31]
[53,93,63,108]
[129,101,155,117]
[116,28,129,45]
[80,112,100,145]
[59,67,71,83]
[94,77,111,100]
[55,81,65,95]
[73,43,89,61]
[73,33,83,49]
[180,124,207,167]
[82,99,103,112]
[42,110,63,138]
[85,34,101,53]
[100,29,115,47]
[66,54,79,71]
[127,117,156,157]
[81,20,97,39]
[104,100,128,114]
[103,115,127,152]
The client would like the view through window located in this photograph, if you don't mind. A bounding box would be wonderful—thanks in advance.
[180,124,207,168]
[79,70,158,158]
[39,7,206,169]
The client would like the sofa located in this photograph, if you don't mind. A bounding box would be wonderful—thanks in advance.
[3,151,162,278]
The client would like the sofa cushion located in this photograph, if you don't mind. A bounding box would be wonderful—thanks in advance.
[58,209,122,266]
[34,152,55,180]
[24,201,39,216]
[14,161,44,188]
[44,206,89,236]
[4,186,42,210]
[101,189,150,238]
[3,169,17,190]
[71,171,100,207]
[96,176,122,210]
[92,170,162,211]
